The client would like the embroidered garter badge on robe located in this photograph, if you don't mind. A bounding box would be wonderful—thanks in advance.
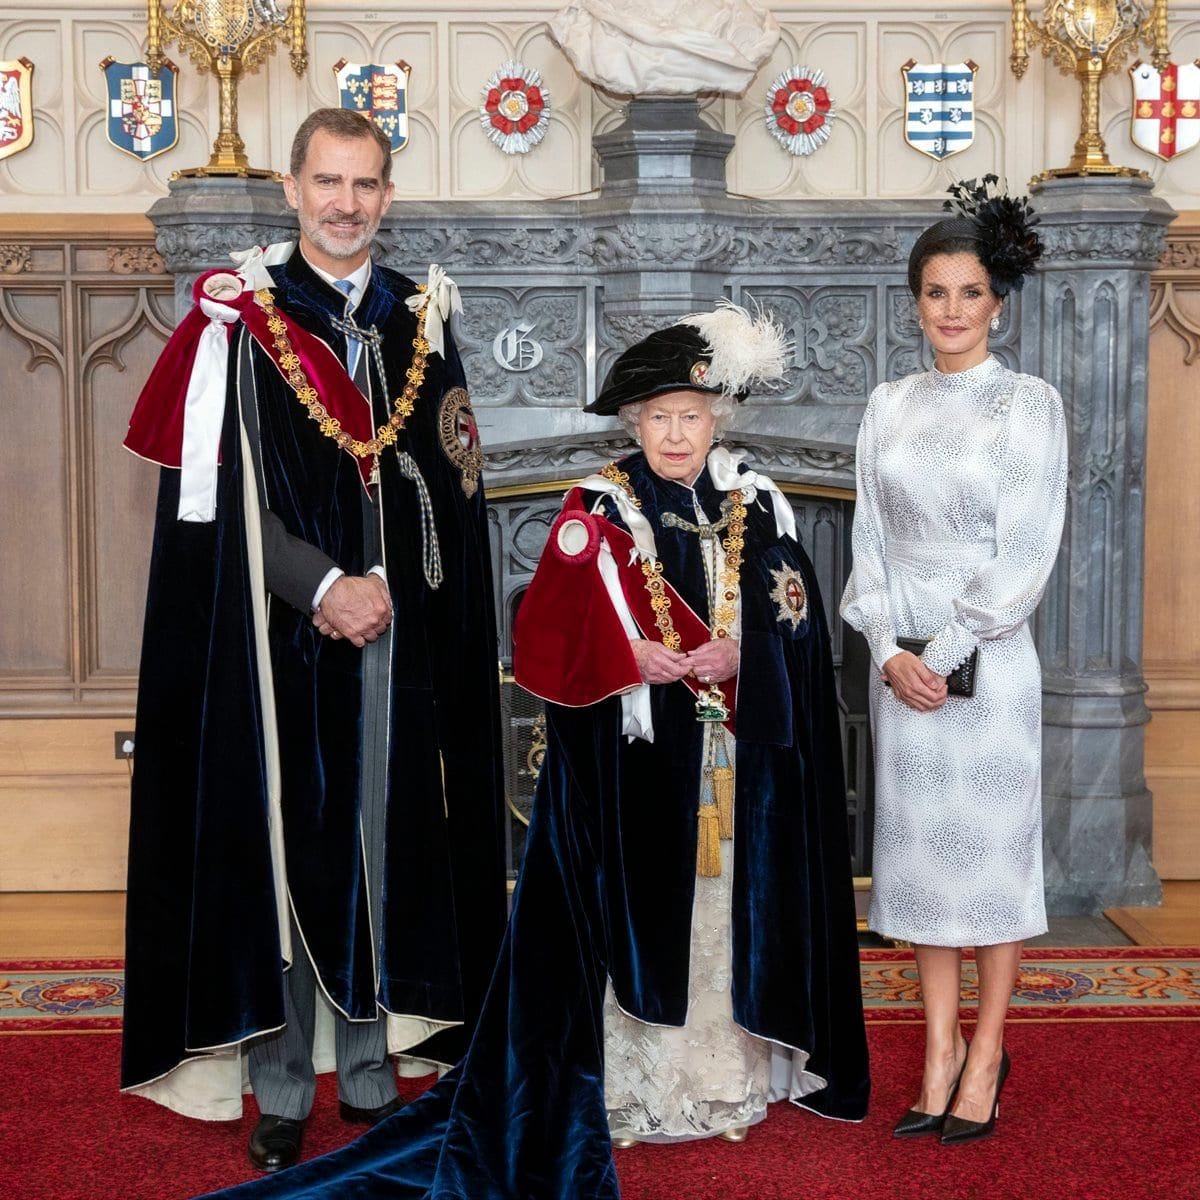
[770,565,808,630]
[439,386,485,497]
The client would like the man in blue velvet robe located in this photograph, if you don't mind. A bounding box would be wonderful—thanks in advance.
[120,108,506,1173]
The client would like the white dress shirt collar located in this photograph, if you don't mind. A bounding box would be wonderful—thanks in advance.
[305,253,372,312]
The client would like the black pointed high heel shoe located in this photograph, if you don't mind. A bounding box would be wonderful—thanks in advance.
[892,1055,967,1139]
[940,1047,1011,1146]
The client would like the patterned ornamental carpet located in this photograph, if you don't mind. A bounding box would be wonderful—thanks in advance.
[2,950,1199,1200]
[859,946,1200,1022]
[5,949,1197,1030]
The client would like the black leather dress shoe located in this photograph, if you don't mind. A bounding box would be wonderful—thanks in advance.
[248,1114,305,1173]
[339,1095,406,1126]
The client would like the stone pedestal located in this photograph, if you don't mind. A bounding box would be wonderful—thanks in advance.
[591,98,737,341]
[147,176,295,319]
[1031,176,1174,912]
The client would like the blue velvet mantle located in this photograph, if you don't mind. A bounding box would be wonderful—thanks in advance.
[200,452,868,1200]
[121,252,507,1094]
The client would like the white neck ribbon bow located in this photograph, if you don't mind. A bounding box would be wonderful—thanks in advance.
[405,263,463,359]
[228,241,296,292]
[707,446,796,543]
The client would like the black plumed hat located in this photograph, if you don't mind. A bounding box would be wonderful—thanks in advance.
[586,326,721,415]
[586,301,790,415]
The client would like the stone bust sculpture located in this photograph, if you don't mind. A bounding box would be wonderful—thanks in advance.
[550,0,780,96]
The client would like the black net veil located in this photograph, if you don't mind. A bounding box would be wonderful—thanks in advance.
[908,174,1043,298]
[912,248,1003,345]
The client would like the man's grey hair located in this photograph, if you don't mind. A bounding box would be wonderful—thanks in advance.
[290,107,394,184]
[617,392,738,439]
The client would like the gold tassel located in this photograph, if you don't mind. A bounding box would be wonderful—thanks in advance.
[697,804,722,877]
[713,765,734,840]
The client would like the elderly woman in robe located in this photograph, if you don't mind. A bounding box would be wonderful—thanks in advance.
[517,305,870,1151]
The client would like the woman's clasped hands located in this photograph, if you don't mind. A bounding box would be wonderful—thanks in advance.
[882,649,947,712]
[630,637,740,687]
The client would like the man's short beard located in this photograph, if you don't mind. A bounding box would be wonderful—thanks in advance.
[301,211,379,261]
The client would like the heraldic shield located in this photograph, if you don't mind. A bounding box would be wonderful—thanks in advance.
[334,59,411,153]
[0,58,34,163]
[902,59,978,161]
[1130,59,1200,161]
[101,58,178,162]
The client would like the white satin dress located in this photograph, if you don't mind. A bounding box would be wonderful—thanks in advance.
[840,356,1068,947]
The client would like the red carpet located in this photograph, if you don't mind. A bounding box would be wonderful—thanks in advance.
[3,1021,1199,1200]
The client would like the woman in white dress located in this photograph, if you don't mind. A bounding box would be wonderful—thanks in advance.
[841,178,1067,1145]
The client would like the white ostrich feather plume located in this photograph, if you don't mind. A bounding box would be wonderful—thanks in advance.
[676,300,791,397]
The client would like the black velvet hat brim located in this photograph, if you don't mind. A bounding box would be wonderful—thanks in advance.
[585,325,746,415]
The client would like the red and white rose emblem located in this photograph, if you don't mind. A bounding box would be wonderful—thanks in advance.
[764,65,836,156]
[480,60,550,155]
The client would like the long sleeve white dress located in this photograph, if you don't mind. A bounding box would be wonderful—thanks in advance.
[840,355,1068,947]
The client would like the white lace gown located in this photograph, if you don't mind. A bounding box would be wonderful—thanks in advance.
[602,491,776,1142]
[840,356,1068,947]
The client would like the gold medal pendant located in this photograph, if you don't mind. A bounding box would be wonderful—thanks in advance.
[694,684,729,723]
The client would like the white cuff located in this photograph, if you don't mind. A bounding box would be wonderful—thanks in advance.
[922,621,980,678]
[311,568,344,612]
[597,538,654,743]
[367,565,388,585]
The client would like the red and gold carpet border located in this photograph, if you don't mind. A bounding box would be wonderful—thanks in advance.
[3,950,1198,1034]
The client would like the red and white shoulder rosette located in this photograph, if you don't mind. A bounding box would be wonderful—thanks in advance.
[764,64,835,156]
[480,60,550,154]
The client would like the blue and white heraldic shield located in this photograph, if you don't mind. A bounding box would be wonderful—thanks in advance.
[901,59,978,161]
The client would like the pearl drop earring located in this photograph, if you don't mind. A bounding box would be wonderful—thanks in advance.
[989,316,1000,331]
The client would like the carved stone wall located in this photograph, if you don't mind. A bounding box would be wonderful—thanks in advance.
[2,1,1199,213]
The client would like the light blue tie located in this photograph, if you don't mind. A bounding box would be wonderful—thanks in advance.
[333,278,362,380]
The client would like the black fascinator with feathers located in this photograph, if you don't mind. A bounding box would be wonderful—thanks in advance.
[907,174,1043,297]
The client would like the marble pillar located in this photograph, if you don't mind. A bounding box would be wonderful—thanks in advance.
[147,176,295,319]
[1032,177,1173,912]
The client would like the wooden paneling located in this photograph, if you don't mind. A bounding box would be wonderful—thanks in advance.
[0,718,130,891]
[0,217,170,716]
[1145,213,1200,879]
[81,285,171,678]
[0,892,126,958]
[0,286,71,678]
[1106,881,1200,947]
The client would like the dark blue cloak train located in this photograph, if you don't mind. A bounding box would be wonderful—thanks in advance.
[200,452,869,1199]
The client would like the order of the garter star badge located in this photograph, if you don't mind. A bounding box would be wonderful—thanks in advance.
[480,60,549,154]
[770,565,809,631]
[764,64,836,156]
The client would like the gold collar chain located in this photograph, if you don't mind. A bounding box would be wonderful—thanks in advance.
[254,285,430,464]
[598,461,745,643]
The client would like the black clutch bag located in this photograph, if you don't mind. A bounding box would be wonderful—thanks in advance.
[894,636,978,698]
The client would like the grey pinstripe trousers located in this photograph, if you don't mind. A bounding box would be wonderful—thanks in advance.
[247,480,399,1120]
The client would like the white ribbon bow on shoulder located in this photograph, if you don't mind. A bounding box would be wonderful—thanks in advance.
[405,263,463,359]
[707,446,797,543]
[228,241,296,293]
